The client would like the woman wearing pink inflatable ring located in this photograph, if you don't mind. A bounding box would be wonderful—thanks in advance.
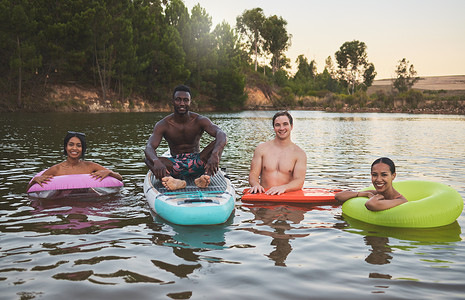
[26,131,122,190]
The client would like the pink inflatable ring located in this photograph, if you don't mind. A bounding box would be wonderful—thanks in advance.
[27,171,123,199]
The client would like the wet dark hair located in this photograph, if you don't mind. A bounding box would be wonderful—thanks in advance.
[371,157,396,174]
[272,111,293,127]
[173,85,191,99]
[63,131,87,159]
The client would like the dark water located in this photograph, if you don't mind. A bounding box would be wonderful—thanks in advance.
[1,111,464,299]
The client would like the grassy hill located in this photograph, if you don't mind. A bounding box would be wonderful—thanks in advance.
[369,75,465,94]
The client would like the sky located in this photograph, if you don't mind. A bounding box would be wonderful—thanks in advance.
[182,0,465,79]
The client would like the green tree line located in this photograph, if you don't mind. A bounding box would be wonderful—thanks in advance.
[1,0,248,109]
[2,1,449,112]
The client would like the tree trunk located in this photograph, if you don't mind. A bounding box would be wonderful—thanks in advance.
[254,40,258,72]
[94,41,106,100]
[16,36,22,108]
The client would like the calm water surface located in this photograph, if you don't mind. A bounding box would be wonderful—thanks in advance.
[1,111,464,299]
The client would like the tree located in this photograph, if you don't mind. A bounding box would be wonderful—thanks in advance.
[212,22,246,108]
[236,8,265,72]
[335,40,376,94]
[132,0,183,99]
[89,1,116,100]
[315,69,342,93]
[393,58,419,93]
[363,63,376,90]
[0,0,251,109]
[294,55,316,81]
[1,0,41,107]
[324,56,336,78]
[34,0,94,86]
[261,15,291,75]
[292,55,316,97]
[89,0,142,100]
[184,4,217,96]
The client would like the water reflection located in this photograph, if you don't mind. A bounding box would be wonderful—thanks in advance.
[342,215,462,243]
[241,203,337,266]
[244,205,307,266]
[340,214,463,282]
[27,196,125,234]
[1,111,465,299]
[151,212,232,250]
[144,213,237,279]
[364,236,393,265]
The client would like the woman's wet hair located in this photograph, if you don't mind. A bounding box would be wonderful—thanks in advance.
[371,157,396,174]
[272,111,293,127]
[63,131,87,159]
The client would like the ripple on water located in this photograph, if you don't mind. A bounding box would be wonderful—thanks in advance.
[0,111,464,299]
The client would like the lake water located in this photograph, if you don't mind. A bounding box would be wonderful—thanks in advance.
[1,111,464,299]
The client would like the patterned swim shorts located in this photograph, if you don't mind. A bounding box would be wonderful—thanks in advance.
[167,153,206,177]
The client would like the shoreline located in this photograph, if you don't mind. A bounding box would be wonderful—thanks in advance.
[2,75,464,115]
[3,102,464,116]
[245,106,465,115]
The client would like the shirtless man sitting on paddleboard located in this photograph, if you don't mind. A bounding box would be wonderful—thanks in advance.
[145,85,227,191]
[248,111,307,195]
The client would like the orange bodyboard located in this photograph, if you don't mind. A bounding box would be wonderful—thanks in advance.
[242,188,342,203]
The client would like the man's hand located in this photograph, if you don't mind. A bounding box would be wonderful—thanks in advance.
[205,154,220,175]
[249,184,266,194]
[265,185,286,195]
[151,159,169,179]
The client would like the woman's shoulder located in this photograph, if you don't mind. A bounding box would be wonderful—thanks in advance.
[42,162,65,175]
[394,192,408,201]
[82,160,106,170]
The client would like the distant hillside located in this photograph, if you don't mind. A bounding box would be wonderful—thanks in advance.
[370,75,465,91]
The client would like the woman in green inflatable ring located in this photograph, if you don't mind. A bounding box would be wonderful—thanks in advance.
[335,157,407,211]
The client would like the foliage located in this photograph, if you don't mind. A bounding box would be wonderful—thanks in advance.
[261,15,291,75]
[2,3,456,113]
[294,55,316,81]
[335,40,377,94]
[393,58,419,93]
[402,89,423,108]
[212,22,246,109]
[236,8,265,72]
[0,0,248,109]
[274,86,295,108]
[1,0,41,107]
[273,69,289,87]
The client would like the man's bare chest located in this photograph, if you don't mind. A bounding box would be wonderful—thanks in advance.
[262,152,296,173]
[165,124,203,143]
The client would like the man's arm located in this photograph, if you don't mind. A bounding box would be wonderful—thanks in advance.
[200,117,227,175]
[144,122,169,179]
[248,144,265,194]
[266,148,307,195]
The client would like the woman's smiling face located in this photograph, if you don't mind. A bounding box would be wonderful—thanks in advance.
[66,137,82,159]
[371,162,396,193]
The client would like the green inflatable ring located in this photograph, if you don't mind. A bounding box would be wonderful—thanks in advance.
[342,180,463,228]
